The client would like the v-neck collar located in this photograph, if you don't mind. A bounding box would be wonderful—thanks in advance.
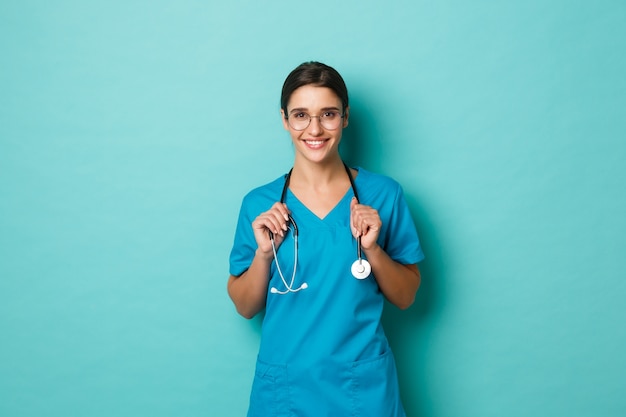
[285,186,355,223]
[280,164,360,223]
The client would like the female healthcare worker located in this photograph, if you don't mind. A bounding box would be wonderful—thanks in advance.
[228,61,424,417]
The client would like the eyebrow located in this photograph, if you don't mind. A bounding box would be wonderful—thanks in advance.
[289,106,341,114]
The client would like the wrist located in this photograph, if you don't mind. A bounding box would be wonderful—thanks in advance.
[363,243,382,257]
[255,247,274,262]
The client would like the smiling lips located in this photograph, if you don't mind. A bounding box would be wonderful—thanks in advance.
[303,139,328,148]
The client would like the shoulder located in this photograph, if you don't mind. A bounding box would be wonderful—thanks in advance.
[354,167,403,197]
[240,173,287,212]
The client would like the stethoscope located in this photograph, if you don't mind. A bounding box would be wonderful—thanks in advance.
[269,163,372,295]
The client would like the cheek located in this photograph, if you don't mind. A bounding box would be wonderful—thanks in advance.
[287,129,302,142]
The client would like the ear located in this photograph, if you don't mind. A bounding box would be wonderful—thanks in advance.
[342,106,350,128]
[280,109,290,131]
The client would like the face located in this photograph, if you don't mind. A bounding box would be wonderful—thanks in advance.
[281,85,349,165]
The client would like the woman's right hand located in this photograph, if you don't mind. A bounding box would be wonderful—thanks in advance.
[251,202,291,257]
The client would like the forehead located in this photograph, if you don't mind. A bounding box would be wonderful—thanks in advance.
[287,85,342,111]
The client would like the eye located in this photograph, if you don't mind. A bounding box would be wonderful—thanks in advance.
[322,111,339,119]
[292,112,308,119]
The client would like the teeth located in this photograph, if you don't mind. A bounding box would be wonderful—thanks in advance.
[306,140,324,145]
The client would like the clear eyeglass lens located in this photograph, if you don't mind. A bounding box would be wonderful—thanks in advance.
[289,112,342,131]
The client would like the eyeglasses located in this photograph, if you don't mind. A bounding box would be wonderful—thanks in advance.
[286,110,344,131]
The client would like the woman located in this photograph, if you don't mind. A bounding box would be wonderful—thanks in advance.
[228,61,424,417]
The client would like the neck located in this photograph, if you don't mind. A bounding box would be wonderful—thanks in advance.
[290,157,346,187]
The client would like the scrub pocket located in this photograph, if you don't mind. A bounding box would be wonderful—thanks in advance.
[350,349,406,417]
[247,359,291,417]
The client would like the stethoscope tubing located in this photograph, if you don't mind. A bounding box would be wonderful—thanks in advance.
[269,163,371,294]
[269,216,307,294]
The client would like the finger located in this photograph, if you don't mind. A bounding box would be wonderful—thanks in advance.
[362,213,381,232]
[271,202,291,222]
[255,213,285,236]
[264,203,292,233]
[269,213,288,235]
[271,207,291,232]
[354,209,381,239]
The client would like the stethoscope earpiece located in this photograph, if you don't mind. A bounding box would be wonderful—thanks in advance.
[270,283,307,294]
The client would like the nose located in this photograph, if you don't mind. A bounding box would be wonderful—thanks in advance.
[308,116,323,135]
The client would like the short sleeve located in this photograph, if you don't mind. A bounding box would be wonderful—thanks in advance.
[229,197,258,277]
[381,184,425,265]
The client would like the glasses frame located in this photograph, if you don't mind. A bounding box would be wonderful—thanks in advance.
[285,110,345,131]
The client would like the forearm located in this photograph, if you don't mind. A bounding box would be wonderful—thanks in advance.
[227,249,273,319]
[364,245,421,309]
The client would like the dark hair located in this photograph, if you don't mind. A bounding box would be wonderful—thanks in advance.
[280,61,349,115]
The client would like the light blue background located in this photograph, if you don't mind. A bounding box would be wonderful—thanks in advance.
[1,1,625,416]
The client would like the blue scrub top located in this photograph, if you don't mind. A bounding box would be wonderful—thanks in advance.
[229,167,424,417]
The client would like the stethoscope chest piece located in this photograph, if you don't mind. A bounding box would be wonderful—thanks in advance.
[351,258,371,279]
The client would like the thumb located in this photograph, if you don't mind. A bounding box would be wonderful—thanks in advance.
[350,196,358,211]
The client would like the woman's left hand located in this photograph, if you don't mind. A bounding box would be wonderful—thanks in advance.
[350,197,382,250]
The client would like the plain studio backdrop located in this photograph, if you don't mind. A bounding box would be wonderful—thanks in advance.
[1,1,624,416]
